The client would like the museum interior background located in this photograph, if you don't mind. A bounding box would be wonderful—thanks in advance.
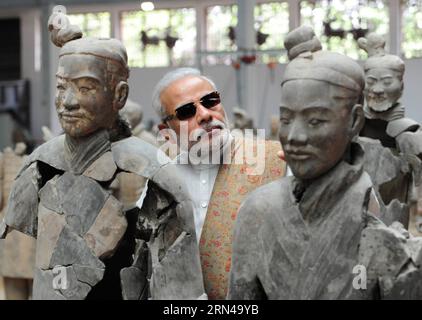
[0,0,421,150]
[0,0,422,300]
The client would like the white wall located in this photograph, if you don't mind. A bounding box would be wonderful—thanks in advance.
[403,58,422,123]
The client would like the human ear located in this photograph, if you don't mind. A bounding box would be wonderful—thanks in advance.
[158,123,171,141]
[113,81,129,111]
[350,103,365,139]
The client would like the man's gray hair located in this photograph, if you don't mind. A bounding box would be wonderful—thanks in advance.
[152,67,217,120]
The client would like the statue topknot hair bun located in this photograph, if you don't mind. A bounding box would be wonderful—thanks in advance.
[48,12,82,48]
[283,25,322,60]
[357,33,386,58]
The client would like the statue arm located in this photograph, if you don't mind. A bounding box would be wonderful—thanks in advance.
[396,130,422,158]
[360,217,422,299]
[120,182,155,300]
[1,161,40,239]
[122,179,205,300]
[395,130,422,188]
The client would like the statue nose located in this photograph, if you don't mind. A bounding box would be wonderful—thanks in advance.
[287,120,308,145]
[63,89,79,110]
[372,84,384,95]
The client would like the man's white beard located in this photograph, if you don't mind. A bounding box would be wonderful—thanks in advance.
[189,117,231,163]
[198,128,230,159]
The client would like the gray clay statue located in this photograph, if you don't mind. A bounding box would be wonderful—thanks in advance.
[0,12,204,300]
[357,33,422,231]
[227,26,422,300]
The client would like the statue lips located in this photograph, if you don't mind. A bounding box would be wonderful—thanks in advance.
[368,93,386,103]
[367,93,391,112]
[285,148,313,161]
[59,112,85,123]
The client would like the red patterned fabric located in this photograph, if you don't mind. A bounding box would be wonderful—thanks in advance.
[199,138,286,299]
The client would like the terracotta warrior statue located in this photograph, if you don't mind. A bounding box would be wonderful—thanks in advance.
[119,99,158,147]
[233,107,254,131]
[0,12,203,300]
[228,26,422,300]
[111,100,158,212]
[357,33,422,232]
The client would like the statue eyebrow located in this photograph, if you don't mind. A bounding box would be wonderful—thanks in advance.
[70,76,100,83]
[366,75,393,80]
[280,106,293,113]
[301,106,332,114]
[55,74,101,83]
[280,106,332,114]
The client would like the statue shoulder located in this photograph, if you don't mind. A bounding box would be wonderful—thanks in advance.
[19,135,67,177]
[237,177,294,224]
[386,117,420,138]
[111,136,169,179]
[112,137,189,203]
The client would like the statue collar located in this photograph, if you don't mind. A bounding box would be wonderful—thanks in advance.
[292,142,365,223]
[364,102,404,122]
[64,129,111,175]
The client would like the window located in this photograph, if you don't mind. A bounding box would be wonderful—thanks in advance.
[403,0,422,59]
[205,2,289,64]
[300,0,389,59]
[206,4,238,53]
[255,1,289,63]
[67,12,111,38]
[120,8,196,68]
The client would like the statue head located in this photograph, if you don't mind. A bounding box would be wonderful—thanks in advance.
[358,33,405,113]
[49,13,130,138]
[233,107,253,130]
[119,99,143,130]
[280,26,365,180]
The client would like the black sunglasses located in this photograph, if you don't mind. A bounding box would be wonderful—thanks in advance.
[163,91,221,122]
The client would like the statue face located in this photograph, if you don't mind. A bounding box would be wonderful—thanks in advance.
[364,67,403,112]
[234,114,244,129]
[55,54,115,138]
[280,79,354,180]
[234,113,252,130]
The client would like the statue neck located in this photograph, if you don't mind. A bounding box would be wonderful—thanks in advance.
[64,129,111,174]
[293,143,364,222]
